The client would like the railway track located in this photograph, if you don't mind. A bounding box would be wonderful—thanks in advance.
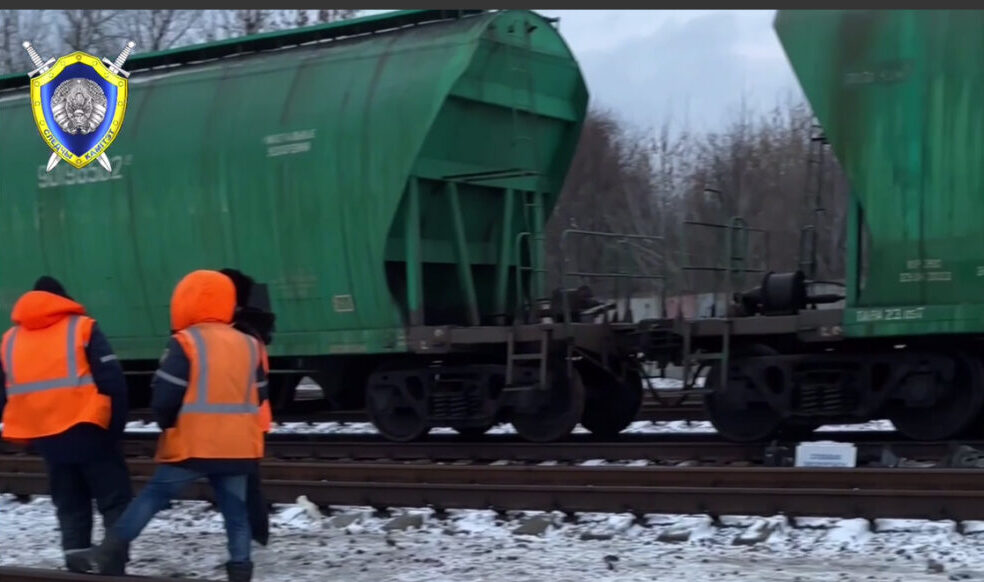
[124,402,709,425]
[0,430,960,465]
[189,436,963,465]
[0,566,212,582]
[4,453,984,520]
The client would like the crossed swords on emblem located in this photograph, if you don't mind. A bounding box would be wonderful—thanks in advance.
[22,40,135,173]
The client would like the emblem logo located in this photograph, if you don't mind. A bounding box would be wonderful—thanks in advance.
[22,40,135,173]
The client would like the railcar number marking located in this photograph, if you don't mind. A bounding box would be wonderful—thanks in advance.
[900,271,952,283]
[263,129,316,158]
[899,258,951,283]
[333,294,355,313]
[843,61,912,86]
[37,154,132,189]
[855,307,925,323]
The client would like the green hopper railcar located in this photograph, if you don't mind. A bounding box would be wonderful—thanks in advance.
[0,9,648,442]
[640,9,984,443]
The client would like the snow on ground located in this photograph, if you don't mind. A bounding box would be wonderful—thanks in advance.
[119,417,898,438]
[3,377,900,437]
[119,378,898,437]
[3,494,984,581]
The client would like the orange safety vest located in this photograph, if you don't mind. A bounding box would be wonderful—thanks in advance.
[155,322,265,463]
[1,312,110,441]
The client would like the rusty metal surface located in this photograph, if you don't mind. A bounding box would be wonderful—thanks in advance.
[670,309,844,339]
[0,566,213,582]
[5,455,984,519]
[247,438,949,464]
[2,429,938,465]
[1,456,977,488]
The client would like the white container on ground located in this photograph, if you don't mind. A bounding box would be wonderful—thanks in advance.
[794,441,857,467]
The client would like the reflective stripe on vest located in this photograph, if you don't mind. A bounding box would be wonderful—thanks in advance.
[180,326,259,415]
[4,316,93,396]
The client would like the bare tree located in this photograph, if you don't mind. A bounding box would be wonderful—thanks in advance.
[271,9,360,30]
[217,10,272,37]
[317,10,359,23]
[0,9,364,74]
[545,96,849,302]
[274,10,312,29]
[0,10,18,73]
[57,10,121,55]
[113,10,203,52]
[546,108,667,298]
[0,10,54,74]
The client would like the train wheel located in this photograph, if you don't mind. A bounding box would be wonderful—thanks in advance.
[888,353,984,441]
[704,344,783,443]
[580,364,643,438]
[365,365,429,442]
[511,362,585,442]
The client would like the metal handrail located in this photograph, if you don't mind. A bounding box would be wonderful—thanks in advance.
[558,228,666,336]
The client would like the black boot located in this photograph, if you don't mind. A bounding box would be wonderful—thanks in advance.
[226,561,253,582]
[65,533,128,575]
[64,547,90,573]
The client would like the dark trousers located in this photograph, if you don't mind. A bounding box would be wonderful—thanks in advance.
[44,450,134,551]
[110,464,252,565]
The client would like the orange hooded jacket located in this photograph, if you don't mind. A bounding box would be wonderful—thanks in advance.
[154,270,265,463]
[0,291,109,442]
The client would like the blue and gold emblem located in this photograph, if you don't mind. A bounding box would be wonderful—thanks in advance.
[22,40,135,173]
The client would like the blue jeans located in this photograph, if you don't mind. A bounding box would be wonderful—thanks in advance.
[110,464,251,564]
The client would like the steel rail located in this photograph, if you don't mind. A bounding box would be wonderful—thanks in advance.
[0,431,959,465]
[121,402,710,424]
[4,458,984,520]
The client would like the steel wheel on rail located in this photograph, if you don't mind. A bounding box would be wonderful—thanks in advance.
[887,352,984,441]
[365,362,430,442]
[704,344,783,443]
[579,361,643,438]
[510,359,586,442]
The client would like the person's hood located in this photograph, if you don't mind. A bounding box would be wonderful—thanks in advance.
[170,270,236,331]
[12,291,86,330]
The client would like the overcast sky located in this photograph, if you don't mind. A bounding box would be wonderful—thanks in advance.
[537,10,805,134]
[367,9,806,135]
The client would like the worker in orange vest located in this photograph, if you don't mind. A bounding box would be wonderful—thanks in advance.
[218,267,275,434]
[219,267,275,546]
[68,270,269,582]
[0,276,132,574]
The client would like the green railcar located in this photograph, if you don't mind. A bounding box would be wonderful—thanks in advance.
[651,10,984,443]
[0,10,646,442]
[776,9,984,338]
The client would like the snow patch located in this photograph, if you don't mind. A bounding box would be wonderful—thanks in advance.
[826,518,871,550]
[5,498,984,581]
[579,459,608,466]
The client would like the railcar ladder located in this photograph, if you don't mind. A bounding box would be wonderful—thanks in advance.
[505,326,552,390]
[504,18,548,315]
[798,122,829,280]
[680,318,730,392]
[679,216,765,392]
